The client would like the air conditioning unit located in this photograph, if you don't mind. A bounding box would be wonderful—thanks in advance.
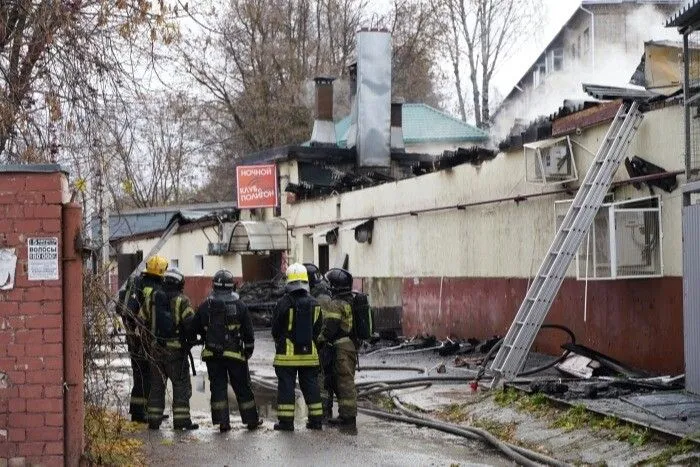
[208,242,229,256]
[536,144,573,181]
[615,212,656,269]
[525,136,578,185]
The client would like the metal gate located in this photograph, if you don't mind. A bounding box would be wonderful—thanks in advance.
[683,201,700,394]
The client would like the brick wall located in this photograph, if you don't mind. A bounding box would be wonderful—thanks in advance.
[0,168,72,467]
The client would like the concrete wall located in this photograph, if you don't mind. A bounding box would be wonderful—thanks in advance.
[0,168,83,466]
[279,104,686,374]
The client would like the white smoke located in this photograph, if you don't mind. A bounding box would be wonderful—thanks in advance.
[491,4,682,144]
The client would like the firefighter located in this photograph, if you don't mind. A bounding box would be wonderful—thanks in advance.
[320,267,358,434]
[304,263,335,421]
[271,263,324,431]
[189,269,262,433]
[117,255,167,423]
[141,268,198,430]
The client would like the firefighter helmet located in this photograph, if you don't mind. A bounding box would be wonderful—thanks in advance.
[325,268,353,293]
[303,263,323,288]
[145,255,168,277]
[213,269,236,290]
[163,268,185,290]
[286,263,309,292]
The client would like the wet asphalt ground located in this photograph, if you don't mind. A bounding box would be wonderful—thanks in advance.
[134,331,512,466]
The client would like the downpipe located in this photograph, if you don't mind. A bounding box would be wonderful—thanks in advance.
[63,203,84,466]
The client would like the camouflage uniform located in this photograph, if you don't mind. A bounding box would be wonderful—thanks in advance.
[311,282,336,419]
[318,293,357,426]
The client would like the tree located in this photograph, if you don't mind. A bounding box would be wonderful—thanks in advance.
[388,0,445,107]
[181,0,447,201]
[0,0,179,163]
[439,0,541,128]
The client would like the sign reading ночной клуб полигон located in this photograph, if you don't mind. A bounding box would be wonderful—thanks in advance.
[236,164,278,209]
[27,237,59,281]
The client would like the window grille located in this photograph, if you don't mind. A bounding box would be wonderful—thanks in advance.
[553,196,661,280]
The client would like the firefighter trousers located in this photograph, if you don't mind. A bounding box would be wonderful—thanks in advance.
[334,342,357,419]
[318,346,336,417]
[275,366,323,425]
[146,349,193,428]
[206,358,259,426]
[126,334,151,422]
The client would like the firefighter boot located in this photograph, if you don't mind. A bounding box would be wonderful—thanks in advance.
[338,417,357,435]
[219,422,231,433]
[174,422,199,431]
[247,419,264,430]
[306,420,323,430]
[273,421,294,432]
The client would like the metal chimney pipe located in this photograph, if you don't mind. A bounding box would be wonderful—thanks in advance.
[310,76,337,147]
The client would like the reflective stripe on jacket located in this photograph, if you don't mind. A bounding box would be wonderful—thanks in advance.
[272,293,321,367]
[201,322,245,361]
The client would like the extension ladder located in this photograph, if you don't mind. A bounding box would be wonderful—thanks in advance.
[489,101,643,386]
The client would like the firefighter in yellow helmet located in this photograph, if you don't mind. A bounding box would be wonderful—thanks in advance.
[271,263,323,431]
[118,255,168,423]
[141,268,198,431]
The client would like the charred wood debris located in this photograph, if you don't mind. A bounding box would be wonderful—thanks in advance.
[284,147,497,199]
[360,333,684,402]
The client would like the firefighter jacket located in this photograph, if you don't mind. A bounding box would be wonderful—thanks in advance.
[190,291,254,362]
[134,275,165,334]
[138,280,194,350]
[162,288,195,350]
[318,293,353,347]
[272,290,322,367]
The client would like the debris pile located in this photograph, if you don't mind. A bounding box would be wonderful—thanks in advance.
[237,278,286,326]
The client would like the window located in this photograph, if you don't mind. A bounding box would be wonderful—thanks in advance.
[170,259,179,269]
[577,36,582,60]
[554,196,662,280]
[548,48,564,72]
[582,28,591,58]
[533,61,547,88]
[194,255,204,275]
[524,136,578,185]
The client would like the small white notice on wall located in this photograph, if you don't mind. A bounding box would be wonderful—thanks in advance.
[27,237,59,281]
[0,248,17,290]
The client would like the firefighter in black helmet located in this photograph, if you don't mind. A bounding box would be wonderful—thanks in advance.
[188,269,262,432]
[304,263,335,421]
[141,268,198,430]
[320,268,357,434]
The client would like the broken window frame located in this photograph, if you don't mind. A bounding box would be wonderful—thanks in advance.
[553,195,663,281]
[524,136,579,185]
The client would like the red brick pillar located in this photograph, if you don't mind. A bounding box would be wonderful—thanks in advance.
[0,166,81,467]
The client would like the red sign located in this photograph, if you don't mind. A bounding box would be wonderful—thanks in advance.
[236,164,278,209]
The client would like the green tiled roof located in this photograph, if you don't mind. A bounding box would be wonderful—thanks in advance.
[303,103,488,147]
[335,103,488,147]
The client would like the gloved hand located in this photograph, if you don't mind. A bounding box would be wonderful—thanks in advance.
[244,346,254,360]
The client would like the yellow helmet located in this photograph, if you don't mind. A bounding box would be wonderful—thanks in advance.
[145,255,168,277]
[286,263,309,292]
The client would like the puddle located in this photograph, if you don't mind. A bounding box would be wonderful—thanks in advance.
[189,373,308,423]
